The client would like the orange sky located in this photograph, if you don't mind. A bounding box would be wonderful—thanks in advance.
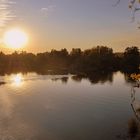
[0,0,140,53]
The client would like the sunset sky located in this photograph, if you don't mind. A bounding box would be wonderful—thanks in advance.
[0,0,140,53]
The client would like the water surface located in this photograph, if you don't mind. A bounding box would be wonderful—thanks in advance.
[0,72,139,140]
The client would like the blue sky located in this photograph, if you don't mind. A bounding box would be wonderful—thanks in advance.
[0,0,140,53]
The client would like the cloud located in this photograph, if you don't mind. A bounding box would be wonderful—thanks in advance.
[0,0,16,29]
[41,7,48,15]
[41,5,56,16]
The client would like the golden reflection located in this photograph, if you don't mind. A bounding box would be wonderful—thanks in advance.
[11,74,24,87]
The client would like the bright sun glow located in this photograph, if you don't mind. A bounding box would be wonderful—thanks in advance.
[3,28,28,49]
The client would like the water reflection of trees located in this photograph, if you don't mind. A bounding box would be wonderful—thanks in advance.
[117,79,140,140]
[127,80,140,139]
[0,71,114,85]
[130,80,140,122]
[51,77,69,84]
[46,71,113,84]
[71,72,113,84]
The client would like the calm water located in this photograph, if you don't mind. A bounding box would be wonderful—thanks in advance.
[0,72,139,140]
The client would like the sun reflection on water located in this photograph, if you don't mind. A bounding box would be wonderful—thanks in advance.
[11,74,24,87]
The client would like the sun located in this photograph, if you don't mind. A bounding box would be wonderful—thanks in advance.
[3,28,28,49]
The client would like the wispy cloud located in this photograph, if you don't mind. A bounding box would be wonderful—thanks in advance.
[41,5,56,16]
[0,0,16,29]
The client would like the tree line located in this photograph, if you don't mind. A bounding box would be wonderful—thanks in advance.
[0,46,139,75]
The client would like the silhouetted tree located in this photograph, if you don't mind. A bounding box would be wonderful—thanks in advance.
[123,46,139,71]
[0,46,139,75]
